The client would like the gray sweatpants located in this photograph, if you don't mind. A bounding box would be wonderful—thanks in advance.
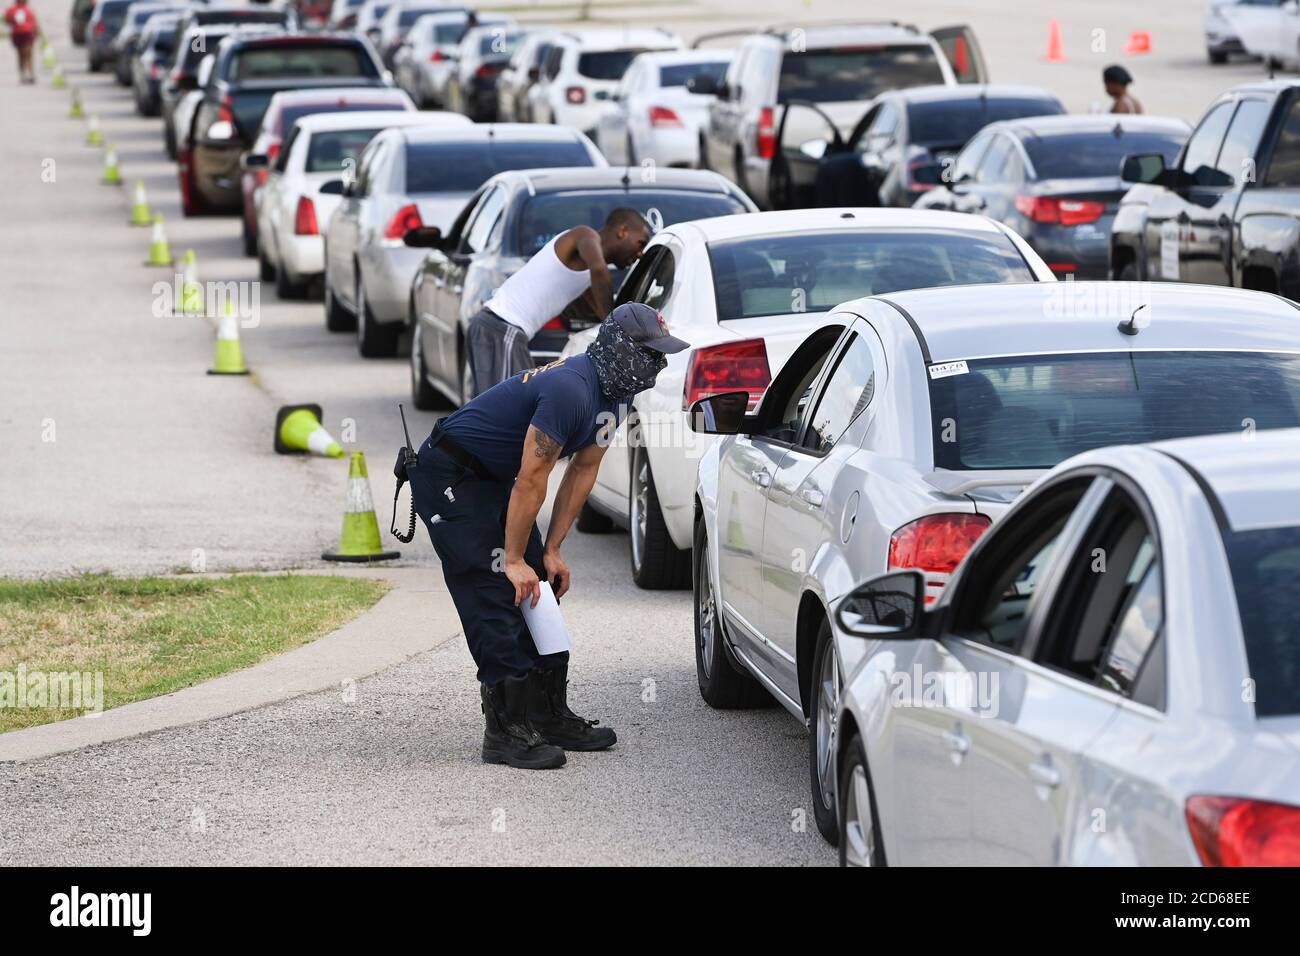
[466,307,534,398]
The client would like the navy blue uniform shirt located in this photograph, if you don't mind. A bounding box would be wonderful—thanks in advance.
[439,353,630,480]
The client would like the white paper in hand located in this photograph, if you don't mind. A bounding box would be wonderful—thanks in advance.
[520,582,571,655]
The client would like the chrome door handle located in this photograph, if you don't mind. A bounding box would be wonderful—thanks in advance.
[1029,760,1061,789]
[799,488,824,508]
[942,729,970,755]
[749,470,771,488]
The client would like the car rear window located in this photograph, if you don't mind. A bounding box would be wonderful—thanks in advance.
[148,29,176,55]
[306,127,383,172]
[195,10,288,27]
[1224,525,1300,717]
[431,21,468,44]
[477,32,521,57]
[228,43,377,81]
[181,33,227,71]
[403,140,594,192]
[516,190,748,257]
[708,229,1032,321]
[906,98,1063,149]
[578,49,650,80]
[660,60,727,88]
[399,6,443,27]
[929,351,1300,470]
[1022,129,1185,179]
[280,100,404,132]
[778,46,945,104]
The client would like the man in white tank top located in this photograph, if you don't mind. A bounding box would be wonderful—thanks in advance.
[466,208,651,397]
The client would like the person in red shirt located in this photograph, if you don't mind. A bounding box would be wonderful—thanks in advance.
[3,0,38,84]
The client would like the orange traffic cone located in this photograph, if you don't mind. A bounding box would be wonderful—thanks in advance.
[1045,18,1065,62]
[1124,31,1151,55]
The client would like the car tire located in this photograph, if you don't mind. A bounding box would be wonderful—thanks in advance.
[838,732,885,867]
[409,315,443,410]
[576,502,614,533]
[324,271,356,332]
[458,344,474,406]
[258,245,275,282]
[629,444,691,590]
[1208,50,1228,65]
[275,259,307,299]
[696,132,709,170]
[242,215,257,258]
[808,617,842,846]
[164,122,177,160]
[693,519,770,709]
[356,274,400,358]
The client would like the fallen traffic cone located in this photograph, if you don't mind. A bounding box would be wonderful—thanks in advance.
[51,65,65,88]
[101,145,122,186]
[322,451,400,562]
[129,179,151,224]
[179,249,203,313]
[209,299,249,375]
[1124,30,1151,55]
[274,403,343,457]
[144,213,172,266]
[85,114,102,147]
[69,87,83,119]
[1045,17,1065,62]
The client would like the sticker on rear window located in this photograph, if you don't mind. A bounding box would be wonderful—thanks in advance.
[928,361,969,380]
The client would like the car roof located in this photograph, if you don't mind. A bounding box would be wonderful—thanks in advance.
[1147,428,1300,532]
[227,31,365,49]
[678,207,1009,242]
[633,48,733,65]
[1225,78,1300,96]
[490,166,740,194]
[869,282,1300,364]
[887,84,1060,105]
[555,28,679,48]
[291,110,464,132]
[764,22,928,49]
[988,113,1192,137]
[268,87,411,105]
[397,123,587,145]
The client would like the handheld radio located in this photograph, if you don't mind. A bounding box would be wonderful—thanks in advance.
[390,404,418,544]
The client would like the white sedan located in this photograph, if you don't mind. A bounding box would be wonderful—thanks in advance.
[564,208,1055,590]
[595,49,732,169]
[690,281,1300,845]
[834,425,1300,866]
[255,111,470,299]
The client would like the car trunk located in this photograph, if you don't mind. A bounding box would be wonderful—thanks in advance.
[229,79,384,141]
[1031,175,1131,214]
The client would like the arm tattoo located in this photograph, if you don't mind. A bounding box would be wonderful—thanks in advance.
[533,430,562,460]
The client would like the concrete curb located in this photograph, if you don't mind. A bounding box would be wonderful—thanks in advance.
[0,567,459,763]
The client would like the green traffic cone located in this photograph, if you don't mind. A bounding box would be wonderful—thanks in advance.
[274,404,342,457]
[322,452,400,562]
[179,249,203,313]
[208,299,249,375]
[144,214,172,267]
[51,65,65,88]
[85,114,102,147]
[129,179,150,224]
[69,87,83,119]
[101,145,122,186]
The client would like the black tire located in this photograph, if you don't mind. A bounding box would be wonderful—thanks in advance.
[629,444,691,590]
[693,519,770,709]
[258,245,275,282]
[242,215,257,258]
[409,315,443,410]
[576,502,614,533]
[1208,50,1228,65]
[324,273,355,332]
[276,263,307,299]
[837,733,886,867]
[696,132,710,171]
[356,275,401,358]
[808,617,841,846]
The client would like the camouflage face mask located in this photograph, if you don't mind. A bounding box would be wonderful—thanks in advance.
[585,319,667,400]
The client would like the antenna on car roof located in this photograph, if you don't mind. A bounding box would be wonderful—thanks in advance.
[1118,303,1148,336]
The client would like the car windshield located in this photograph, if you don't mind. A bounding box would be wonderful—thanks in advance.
[708,229,1033,321]
[404,140,593,192]
[929,351,1300,470]
[1224,525,1300,717]
[516,190,749,257]
[778,46,945,104]
[280,101,404,131]
[905,98,1063,149]
[1022,129,1185,179]
[229,43,377,81]
[578,49,651,80]
[306,127,383,172]
[660,60,727,88]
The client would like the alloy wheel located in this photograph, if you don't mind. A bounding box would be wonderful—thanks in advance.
[842,764,876,867]
[815,637,841,811]
[630,451,649,573]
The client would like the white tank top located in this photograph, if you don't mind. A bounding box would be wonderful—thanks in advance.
[485,235,592,338]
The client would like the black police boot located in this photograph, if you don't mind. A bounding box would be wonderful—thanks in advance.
[526,663,617,752]
[480,677,566,770]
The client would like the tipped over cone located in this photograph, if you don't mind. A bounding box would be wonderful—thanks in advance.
[323,452,400,562]
[208,300,249,376]
[274,404,343,457]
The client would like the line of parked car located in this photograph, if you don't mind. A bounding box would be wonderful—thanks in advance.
[76,1,1300,867]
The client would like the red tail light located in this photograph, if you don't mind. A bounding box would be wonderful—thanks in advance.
[476,63,503,79]
[682,338,771,411]
[294,195,319,236]
[648,105,682,128]
[757,106,776,161]
[1187,796,1300,866]
[889,513,991,604]
[565,86,586,104]
[1015,195,1105,226]
[541,316,564,331]
[94,20,105,35]
[906,157,937,193]
[149,62,162,79]
[384,203,422,240]
[429,49,445,63]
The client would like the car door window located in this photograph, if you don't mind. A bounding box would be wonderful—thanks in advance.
[800,331,875,454]
[1000,144,1025,184]
[1036,489,1165,706]
[860,102,898,153]
[1265,96,1300,186]
[1180,100,1235,187]
[275,127,298,172]
[975,134,1012,183]
[638,247,676,311]
[1216,97,1271,188]
[463,186,505,254]
[614,247,664,305]
[952,131,991,184]
[725,47,748,100]
[543,46,563,80]
[355,140,386,198]
[756,323,845,444]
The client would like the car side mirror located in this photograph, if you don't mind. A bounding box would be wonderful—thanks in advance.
[688,390,749,435]
[687,73,718,96]
[241,153,269,170]
[196,54,214,89]
[835,571,926,639]
[403,225,443,248]
[1121,152,1167,184]
[319,179,346,195]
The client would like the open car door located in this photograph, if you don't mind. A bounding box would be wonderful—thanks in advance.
[770,100,847,210]
[930,25,988,84]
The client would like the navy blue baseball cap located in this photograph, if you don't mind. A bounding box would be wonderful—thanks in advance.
[609,302,690,354]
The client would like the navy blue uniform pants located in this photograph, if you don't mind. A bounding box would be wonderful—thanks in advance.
[409,435,568,686]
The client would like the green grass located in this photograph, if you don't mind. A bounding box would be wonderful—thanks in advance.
[0,574,388,734]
